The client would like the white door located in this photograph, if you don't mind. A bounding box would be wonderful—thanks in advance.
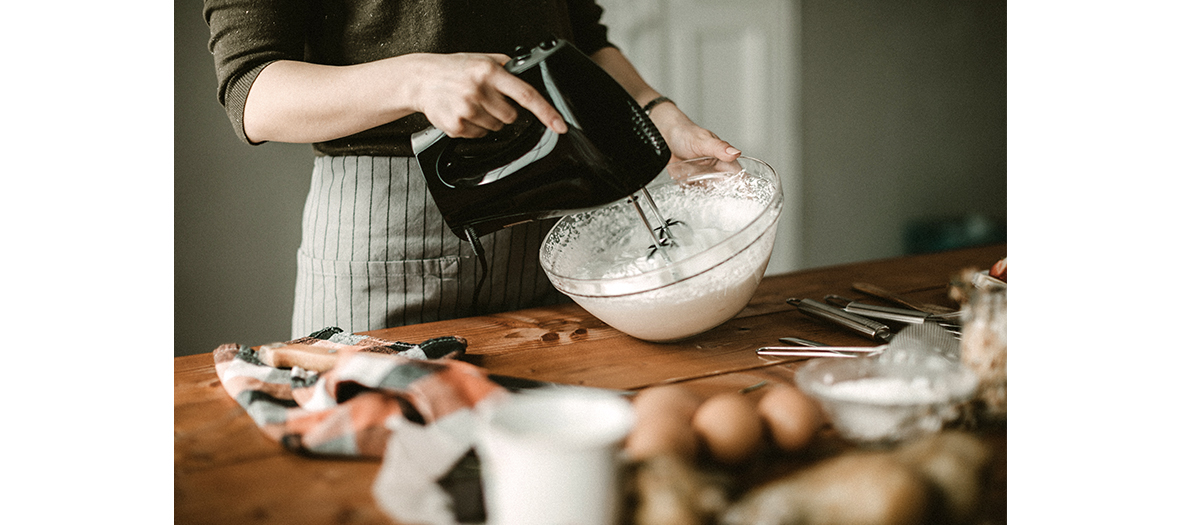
[598,0,801,274]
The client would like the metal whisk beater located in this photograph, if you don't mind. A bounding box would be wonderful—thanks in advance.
[628,187,685,259]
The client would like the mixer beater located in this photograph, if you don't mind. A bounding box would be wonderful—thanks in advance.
[628,187,688,260]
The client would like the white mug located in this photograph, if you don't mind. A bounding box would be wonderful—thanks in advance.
[476,387,635,525]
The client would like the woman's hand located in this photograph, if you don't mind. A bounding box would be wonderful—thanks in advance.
[587,47,740,164]
[407,53,568,138]
[243,53,566,144]
[646,102,741,163]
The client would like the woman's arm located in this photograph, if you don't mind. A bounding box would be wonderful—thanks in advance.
[589,46,741,163]
[242,53,568,143]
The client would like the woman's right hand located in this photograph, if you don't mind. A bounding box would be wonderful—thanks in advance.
[405,53,568,138]
[243,53,567,144]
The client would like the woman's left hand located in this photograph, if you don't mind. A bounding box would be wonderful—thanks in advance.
[586,47,740,163]
[647,102,741,163]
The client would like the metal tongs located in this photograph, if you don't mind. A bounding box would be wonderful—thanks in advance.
[761,321,961,361]
[756,295,961,358]
[756,298,893,358]
[822,295,961,336]
[789,297,896,342]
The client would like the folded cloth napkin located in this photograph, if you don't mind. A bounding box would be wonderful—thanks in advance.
[212,328,506,523]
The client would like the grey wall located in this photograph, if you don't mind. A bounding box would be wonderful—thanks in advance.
[174,0,1005,356]
[798,0,1006,268]
[175,1,314,356]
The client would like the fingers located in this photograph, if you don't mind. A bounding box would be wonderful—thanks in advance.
[431,82,516,139]
[708,137,742,163]
[648,103,741,163]
[485,52,567,133]
[672,129,741,163]
[423,53,567,139]
[491,74,568,135]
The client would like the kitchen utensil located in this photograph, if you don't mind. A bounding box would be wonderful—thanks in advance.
[850,282,957,315]
[485,374,631,395]
[412,38,671,243]
[778,337,827,347]
[883,318,962,362]
[757,345,885,358]
[629,186,691,260]
[257,341,625,393]
[759,336,882,358]
[760,320,960,360]
[540,156,783,342]
[823,295,961,336]
[787,298,894,343]
[256,337,465,372]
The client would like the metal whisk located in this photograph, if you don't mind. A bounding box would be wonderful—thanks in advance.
[628,187,683,259]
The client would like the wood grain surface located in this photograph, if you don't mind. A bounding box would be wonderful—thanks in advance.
[175,244,1007,525]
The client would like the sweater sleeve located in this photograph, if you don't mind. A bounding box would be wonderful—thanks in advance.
[565,0,615,55]
[203,0,311,145]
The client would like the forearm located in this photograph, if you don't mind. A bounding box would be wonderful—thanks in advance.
[243,52,566,143]
[243,57,421,144]
[589,47,662,107]
[246,47,659,144]
[589,46,698,135]
[590,46,740,162]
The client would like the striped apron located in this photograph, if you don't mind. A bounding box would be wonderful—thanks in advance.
[291,155,568,338]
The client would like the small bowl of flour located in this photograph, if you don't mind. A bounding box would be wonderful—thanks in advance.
[794,354,978,444]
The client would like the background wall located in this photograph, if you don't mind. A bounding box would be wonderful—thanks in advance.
[174,0,1006,356]
[798,0,1005,267]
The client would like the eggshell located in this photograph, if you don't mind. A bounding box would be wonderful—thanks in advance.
[756,384,823,451]
[691,392,764,464]
[632,385,702,420]
[625,412,699,461]
[625,385,703,461]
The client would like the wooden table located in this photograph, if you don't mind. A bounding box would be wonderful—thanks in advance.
[175,243,1007,524]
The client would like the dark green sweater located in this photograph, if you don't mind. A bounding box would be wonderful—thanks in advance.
[204,0,614,156]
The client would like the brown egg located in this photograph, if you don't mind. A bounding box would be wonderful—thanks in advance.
[757,383,823,451]
[625,385,703,461]
[691,392,764,464]
[631,384,703,420]
[624,414,700,461]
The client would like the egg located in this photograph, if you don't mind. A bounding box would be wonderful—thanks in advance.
[625,385,703,461]
[691,392,764,464]
[756,383,823,451]
[632,384,703,420]
[625,413,699,461]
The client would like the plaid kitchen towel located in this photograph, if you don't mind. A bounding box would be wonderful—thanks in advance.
[211,327,505,458]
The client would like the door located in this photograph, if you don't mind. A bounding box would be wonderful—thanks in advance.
[598,0,801,273]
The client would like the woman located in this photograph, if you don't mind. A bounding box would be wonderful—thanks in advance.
[204,0,741,337]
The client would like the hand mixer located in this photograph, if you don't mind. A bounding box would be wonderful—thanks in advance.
[411,38,684,310]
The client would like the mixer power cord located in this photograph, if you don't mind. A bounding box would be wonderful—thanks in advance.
[463,225,489,317]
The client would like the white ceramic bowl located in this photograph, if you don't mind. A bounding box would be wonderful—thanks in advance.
[539,156,783,342]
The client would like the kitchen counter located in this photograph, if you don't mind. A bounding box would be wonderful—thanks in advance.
[175,243,1007,524]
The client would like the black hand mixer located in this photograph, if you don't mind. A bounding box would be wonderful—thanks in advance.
[411,38,686,310]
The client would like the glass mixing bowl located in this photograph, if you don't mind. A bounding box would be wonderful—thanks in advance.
[539,156,783,342]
